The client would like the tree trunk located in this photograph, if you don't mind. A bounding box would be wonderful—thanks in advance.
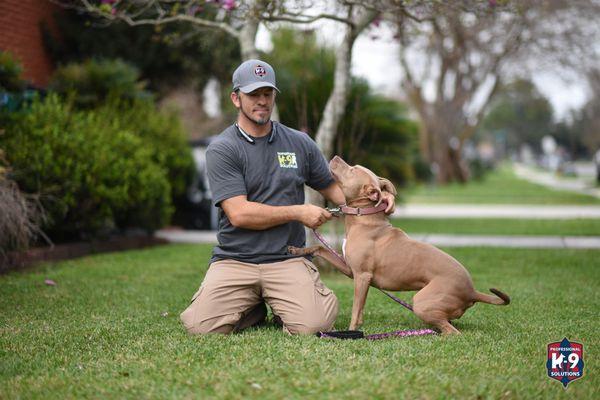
[314,9,377,160]
[431,138,469,184]
[314,30,352,161]
[306,8,377,247]
[239,17,260,60]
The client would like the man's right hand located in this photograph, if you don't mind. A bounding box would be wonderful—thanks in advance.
[298,204,332,229]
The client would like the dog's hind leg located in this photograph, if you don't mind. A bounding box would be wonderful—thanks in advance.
[413,306,461,335]
[434,320,461,335]
[412,286,461,335]
[349,272,372,330]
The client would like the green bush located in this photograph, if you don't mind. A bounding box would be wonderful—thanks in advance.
[0,51,25,92]
[48,58,194,202]
[94,97,194,200]
[48,59,149,108]
[1,94,172,239]
[0,51,37,113]
[468,158,495,181]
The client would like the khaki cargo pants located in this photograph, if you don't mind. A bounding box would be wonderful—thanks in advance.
[180,257,338,335]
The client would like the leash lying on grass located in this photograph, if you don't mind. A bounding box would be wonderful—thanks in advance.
[312,221,437,340]
[317,328,436,340]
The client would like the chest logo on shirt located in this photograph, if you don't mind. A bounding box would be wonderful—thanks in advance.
[277,152,298,169]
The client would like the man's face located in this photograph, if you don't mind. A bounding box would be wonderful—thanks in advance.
[231,87,276,126]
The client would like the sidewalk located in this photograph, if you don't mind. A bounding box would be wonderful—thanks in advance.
[393,204,600,219]
[155,229,600,249]
[514,162,600,199]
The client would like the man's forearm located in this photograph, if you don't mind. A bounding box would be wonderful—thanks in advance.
[222,194,332,230]
[228,201,304,230]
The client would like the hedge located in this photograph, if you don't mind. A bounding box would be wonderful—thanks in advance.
[0,94,192,240]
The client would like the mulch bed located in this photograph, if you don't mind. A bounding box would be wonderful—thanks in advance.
[1,235,168,273]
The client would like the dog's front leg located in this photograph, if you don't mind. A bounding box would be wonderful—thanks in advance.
[349,272,372,330]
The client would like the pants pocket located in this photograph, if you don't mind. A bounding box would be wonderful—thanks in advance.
[189,285,204,304]
[301,259,333,296]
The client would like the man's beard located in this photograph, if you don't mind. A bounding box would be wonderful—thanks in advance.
[241,107,270,125]
[239,98,271,125]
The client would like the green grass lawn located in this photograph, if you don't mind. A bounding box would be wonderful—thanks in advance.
[405,164,600,205]
[392,218,600,236]
[1,244,598,399]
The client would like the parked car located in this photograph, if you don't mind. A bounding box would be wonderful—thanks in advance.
[172,137,218,230]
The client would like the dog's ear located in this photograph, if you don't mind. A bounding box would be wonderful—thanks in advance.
[378,177,397,197]
[365,184,382,205]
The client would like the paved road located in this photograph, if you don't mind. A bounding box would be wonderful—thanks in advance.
[155,229,600,249]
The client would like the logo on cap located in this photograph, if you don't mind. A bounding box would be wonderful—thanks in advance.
[254,65,267,77]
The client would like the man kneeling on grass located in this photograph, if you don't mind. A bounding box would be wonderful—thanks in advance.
[180,59,394,335]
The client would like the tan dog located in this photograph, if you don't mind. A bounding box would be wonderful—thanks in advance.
[289,156,510,334]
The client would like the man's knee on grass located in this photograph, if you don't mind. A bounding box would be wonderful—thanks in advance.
[181,302,268,335]
[281,300,339,335]
[180,310,241,335]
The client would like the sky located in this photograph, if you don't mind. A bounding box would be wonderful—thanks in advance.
[256,21,590,122]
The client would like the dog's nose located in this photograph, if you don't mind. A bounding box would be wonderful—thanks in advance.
[329,156,341,168]
[330,155,350,169]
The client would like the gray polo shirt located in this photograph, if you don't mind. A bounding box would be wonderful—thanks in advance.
[206,122,334,264]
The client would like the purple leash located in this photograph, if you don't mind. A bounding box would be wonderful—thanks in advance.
[365,328,436,340]
[312,229,347,266]
[378,290,414,312]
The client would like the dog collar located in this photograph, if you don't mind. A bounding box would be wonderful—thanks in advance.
[339,201,388,216]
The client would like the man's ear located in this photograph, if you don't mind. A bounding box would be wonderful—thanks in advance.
[378,177,397,197]
[230,91,241,108]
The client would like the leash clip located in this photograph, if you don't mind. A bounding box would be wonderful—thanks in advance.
[325,206,343,217]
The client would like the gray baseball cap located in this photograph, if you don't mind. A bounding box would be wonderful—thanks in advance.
[232,59,280,93]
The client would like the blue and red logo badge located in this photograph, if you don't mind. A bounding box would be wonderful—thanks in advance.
[254,65,266,77]
[546,337,584,388]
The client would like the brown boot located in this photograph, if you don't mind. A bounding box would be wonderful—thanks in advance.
[232,301,267,332]
[272,313,283,328]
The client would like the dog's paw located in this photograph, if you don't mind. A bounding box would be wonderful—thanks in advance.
[287,246,303,255]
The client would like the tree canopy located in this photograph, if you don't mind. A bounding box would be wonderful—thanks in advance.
[479,79,554,153]
[45,10,240,94]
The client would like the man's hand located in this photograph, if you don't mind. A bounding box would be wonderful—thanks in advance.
[381,191,396,214]
[298,204,332,229]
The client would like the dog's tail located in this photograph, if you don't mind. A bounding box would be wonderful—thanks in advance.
[473,288,510,305]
